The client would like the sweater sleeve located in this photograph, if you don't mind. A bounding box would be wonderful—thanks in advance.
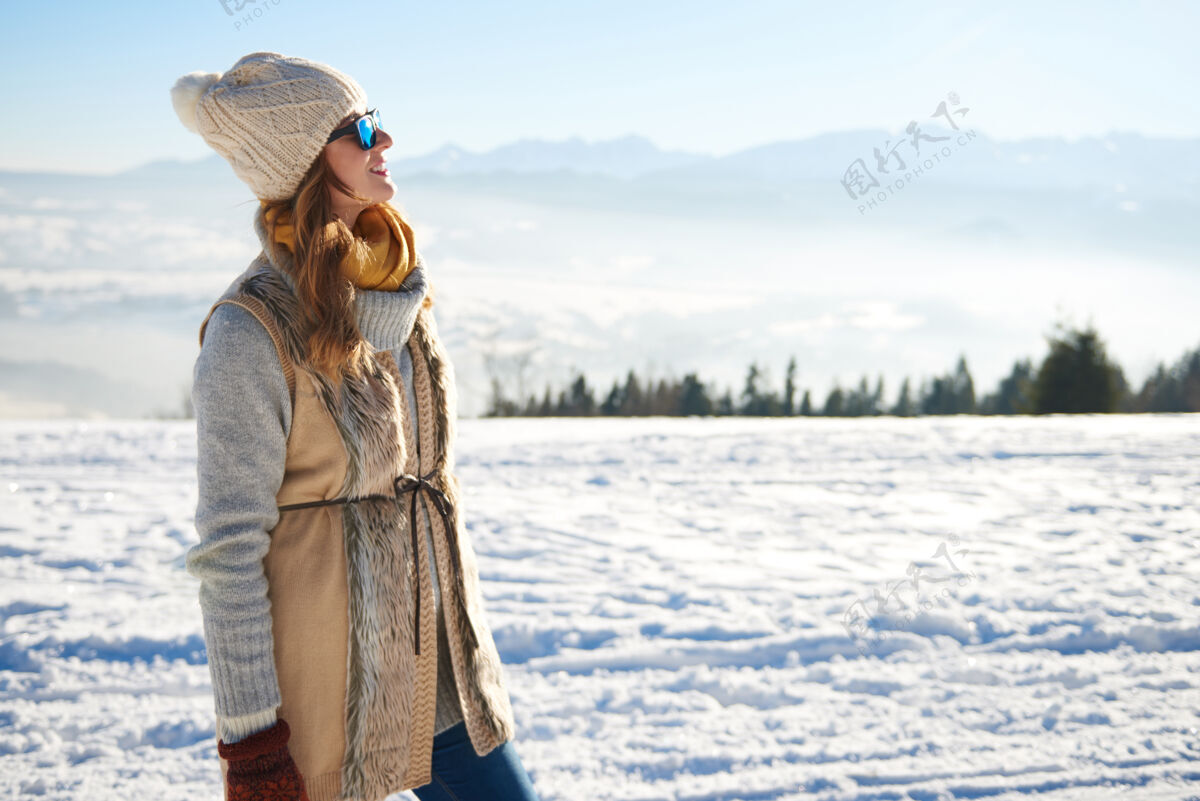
[186,301,292,743]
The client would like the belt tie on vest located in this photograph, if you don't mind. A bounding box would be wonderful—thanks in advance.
[276,469,481,655]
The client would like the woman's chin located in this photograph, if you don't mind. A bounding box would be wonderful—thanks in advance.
[370,179,396,203]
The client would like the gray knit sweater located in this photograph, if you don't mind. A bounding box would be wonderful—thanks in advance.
[186,255,465,744]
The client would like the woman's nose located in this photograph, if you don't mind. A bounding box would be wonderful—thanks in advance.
[375,128,394,149]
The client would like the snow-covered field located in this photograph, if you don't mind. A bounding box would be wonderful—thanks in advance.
[1,415,1198,800]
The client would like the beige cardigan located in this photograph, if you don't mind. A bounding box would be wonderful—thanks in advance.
[196,206,516,801]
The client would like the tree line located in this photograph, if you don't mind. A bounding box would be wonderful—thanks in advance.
[485,321,1200,417]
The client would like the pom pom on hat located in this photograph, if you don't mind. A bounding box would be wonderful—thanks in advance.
[170,70,223,134]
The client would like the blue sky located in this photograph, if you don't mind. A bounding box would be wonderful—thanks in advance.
[1,0,1196,174]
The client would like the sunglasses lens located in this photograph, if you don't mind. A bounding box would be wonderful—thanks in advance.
[357,112,380,149]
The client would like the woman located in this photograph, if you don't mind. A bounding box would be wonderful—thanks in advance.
[171,52,540,801]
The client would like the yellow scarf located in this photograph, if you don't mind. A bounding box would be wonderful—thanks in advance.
[261,201,418,291]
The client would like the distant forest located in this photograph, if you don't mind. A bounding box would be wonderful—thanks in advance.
[484,321,1200,418]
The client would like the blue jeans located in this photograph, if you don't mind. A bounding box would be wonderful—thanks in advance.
[411,721,540,801]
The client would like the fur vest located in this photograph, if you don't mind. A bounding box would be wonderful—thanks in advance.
[198,206,516,801]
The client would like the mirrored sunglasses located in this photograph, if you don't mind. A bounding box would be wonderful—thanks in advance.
[326,108,383,150]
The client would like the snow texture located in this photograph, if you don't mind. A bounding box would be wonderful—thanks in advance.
[0,414,1198,800]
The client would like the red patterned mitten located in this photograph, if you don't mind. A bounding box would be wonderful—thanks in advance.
[217,718,310,801]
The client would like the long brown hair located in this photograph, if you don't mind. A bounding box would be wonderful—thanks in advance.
[259,150,431,383]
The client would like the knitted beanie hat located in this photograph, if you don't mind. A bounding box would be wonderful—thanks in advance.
[170,51,368,201]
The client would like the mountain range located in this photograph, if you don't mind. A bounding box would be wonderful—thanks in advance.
[0,127,1196,419]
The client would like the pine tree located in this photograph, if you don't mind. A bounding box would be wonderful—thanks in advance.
[679,373,712,416]
[917,356,975,415]
[568,372,596,415]
[1132,345,1200,412]
[845,375,871,416]
[717,388,734,416]
[486,376,516,417]
[1033,322,1125,413]
[783,356,797,416]
[741,362,763,415]
[653,378,676,415]
[891,377,915,416]
[620,370,643,416]
[978,358,1034,414]
[823,383,845,416]
[600,380,622,415]
[953,355,976,413]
